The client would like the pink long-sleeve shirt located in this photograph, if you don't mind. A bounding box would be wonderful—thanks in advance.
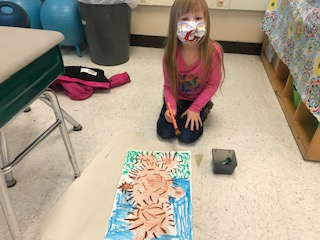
[163,43,222,113]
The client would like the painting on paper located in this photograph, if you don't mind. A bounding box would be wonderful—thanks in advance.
[104,150,192,240]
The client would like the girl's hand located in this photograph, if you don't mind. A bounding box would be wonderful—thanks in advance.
[165,109,176,123]
[181,109,202,131]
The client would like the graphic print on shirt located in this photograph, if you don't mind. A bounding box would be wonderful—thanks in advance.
[180,74,200,94]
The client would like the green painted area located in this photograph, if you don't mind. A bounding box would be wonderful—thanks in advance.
[122,150,191,179]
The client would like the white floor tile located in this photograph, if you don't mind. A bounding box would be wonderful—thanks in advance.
[1,45,320,240]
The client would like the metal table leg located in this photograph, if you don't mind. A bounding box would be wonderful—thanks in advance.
[42,89,81,178]
[0,130,16,187]
[0,170,22,240]
[39,94,82,131]
[0,88,81,239]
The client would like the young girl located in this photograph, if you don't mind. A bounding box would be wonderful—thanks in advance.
[157,0,225,144]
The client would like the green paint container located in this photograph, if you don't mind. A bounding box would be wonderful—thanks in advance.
[212,149,237,175]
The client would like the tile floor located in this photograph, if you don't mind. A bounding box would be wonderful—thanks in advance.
[1,44,320,240]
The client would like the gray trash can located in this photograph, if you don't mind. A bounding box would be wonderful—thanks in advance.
[77,1,131,66]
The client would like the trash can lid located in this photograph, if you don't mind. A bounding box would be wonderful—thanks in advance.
[77,0,137,8]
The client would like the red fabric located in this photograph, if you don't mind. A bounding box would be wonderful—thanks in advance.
[59,81,94,100]
[51,72,131,100]
[56,75,111,88]
[109,72,131,88]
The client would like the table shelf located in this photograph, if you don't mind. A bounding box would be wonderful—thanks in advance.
[261,35,320,161]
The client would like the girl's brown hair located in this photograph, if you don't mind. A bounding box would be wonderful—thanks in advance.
[164,0,225,100]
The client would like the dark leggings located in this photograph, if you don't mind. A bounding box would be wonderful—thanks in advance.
[156,100,208,144]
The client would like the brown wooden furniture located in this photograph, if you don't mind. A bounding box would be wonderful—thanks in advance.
[261,35,320,161]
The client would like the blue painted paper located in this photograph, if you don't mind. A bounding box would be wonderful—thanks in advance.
[104,150,192,240]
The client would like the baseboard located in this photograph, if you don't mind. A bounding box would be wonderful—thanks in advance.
[130,34,262,55]
[218,41,262,55]
[131,35,167,49]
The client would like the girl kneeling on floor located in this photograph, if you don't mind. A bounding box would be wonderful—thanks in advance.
[157,0,225,144]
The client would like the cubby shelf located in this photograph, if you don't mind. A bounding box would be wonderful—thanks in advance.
[261,35,320,161]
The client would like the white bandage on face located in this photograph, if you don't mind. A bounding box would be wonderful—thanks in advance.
[177,21,206,45]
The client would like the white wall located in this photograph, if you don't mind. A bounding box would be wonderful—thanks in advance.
[137,0,269,11]
[229,0,269,11]
[131,5,267,43]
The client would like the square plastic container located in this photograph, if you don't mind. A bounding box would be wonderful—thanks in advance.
[212,149,237,175]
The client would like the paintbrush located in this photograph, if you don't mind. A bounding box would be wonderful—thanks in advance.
[166,101,181,136]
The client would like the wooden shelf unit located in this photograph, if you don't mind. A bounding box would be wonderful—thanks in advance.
[261,36,320,161]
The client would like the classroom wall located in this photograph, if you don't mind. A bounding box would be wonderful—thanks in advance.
[131,6,266,43]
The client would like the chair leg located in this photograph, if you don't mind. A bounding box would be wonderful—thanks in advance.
[42,89,81,178]
[0,170,22,240]
[0,130,17,188]
[39,94,82,131]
